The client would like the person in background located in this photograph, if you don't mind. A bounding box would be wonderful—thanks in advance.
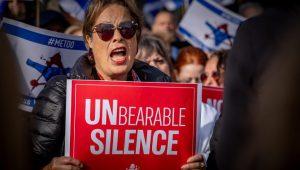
[206,0,300,169]
[7,0,26,21]
[151,10,176,58]
[151,10,176,43]
[203,50,229,87]
[237,18,300,170]
[175,46,220,169]
[136,34,174,79]
[175,46,208,83]
[64,24,83,36]
[0,31,30,170]
[239,2,264,18]
[2,0,35,24]
[39,10,69,33]
[151,10,190,61]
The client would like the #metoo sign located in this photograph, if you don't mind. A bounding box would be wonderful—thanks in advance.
[65,80,201,169]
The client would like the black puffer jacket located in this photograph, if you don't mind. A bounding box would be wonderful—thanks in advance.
[31,55,171,169]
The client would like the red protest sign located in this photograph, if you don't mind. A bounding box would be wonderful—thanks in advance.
[202,86,224,113]
[65,80,201,170]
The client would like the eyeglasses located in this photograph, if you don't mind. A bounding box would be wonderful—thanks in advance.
[92,20,139,41]
[201,71,220,82]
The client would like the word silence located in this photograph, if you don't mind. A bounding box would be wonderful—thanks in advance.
[85,99,186,155]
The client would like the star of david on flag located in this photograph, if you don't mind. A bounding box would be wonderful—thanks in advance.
[178,0,245,52]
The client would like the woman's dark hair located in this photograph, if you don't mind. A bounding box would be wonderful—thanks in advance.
[210,49,230,71]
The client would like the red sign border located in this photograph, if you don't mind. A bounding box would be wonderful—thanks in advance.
[65,80,202,167]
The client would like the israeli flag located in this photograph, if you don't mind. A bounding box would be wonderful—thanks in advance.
[178,0,245,52]
[59,0,90,22]
[1,18,87,112]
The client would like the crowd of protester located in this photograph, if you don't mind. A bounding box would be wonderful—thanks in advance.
[1,0,300,170]
[0,0,266,88]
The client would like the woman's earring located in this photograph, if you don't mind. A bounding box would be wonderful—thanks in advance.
[88,48,95,65]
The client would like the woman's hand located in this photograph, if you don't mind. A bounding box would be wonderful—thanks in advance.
[42,156,83,170]
[181,154,206,170]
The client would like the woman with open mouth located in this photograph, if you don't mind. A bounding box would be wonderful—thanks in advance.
[31,0,205,170]
[31,1,171,170]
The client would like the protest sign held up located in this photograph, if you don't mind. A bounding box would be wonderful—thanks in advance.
[65,80,202,170]
[178,0,245,52]
[202,86,224,113]
[1,18,87,112]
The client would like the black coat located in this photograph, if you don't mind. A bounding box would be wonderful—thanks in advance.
[207,8,300,170]
[31,55,171,169]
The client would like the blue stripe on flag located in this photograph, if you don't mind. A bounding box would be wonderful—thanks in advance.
[2,23,87,51]
[196,0,242,25]
[178,26,215,52]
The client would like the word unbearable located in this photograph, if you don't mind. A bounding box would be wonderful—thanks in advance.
[85,99,187,126]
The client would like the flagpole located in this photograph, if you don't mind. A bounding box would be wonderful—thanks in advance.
[184,0,190,11]
[36,0,40,27]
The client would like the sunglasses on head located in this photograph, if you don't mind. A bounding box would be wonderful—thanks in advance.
[92,20,138,41]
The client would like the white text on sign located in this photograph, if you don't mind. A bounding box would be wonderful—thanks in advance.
[85,99,186,155]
